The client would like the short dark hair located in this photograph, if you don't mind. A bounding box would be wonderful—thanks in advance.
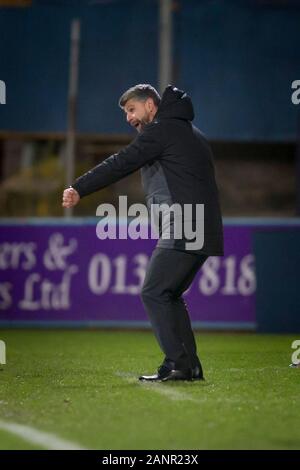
[118,84,161,108]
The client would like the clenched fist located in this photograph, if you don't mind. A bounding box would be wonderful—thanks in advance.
[62,187,80,208]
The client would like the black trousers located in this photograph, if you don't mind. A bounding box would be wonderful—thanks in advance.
[141,248,208,370]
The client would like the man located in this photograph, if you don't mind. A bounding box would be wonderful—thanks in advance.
[62,84,223,382]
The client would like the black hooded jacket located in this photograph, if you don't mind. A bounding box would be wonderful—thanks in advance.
[72,86,223,255]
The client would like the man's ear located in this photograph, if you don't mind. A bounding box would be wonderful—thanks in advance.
[146,97,154,112]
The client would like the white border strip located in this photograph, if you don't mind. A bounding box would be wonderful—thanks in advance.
[0,420,85,450]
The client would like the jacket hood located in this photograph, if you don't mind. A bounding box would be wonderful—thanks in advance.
[156,85,194,121]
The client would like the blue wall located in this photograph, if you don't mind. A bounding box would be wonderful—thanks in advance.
[255,230,300,333]
[0,1,158,134]
[179,1,300,140]
[0,1,300,140]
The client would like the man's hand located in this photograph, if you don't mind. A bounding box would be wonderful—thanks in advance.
[62,188,80,208]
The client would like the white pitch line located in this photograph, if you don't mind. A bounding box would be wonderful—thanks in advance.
[0,420,86,450]
[228,366,288,373]
[115,371,207,404]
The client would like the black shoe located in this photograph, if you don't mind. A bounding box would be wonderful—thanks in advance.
[191,357,205,380]
[192,365,205,380]
[139,364,193,382]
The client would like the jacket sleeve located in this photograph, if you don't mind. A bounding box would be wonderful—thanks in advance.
[72,122,163,198]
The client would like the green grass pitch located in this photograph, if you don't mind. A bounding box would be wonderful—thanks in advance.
[0,330,299,450]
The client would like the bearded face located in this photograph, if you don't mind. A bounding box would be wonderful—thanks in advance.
[124,98,155,133]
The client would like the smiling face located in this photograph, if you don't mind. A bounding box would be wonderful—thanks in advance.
[123,98,158,133]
